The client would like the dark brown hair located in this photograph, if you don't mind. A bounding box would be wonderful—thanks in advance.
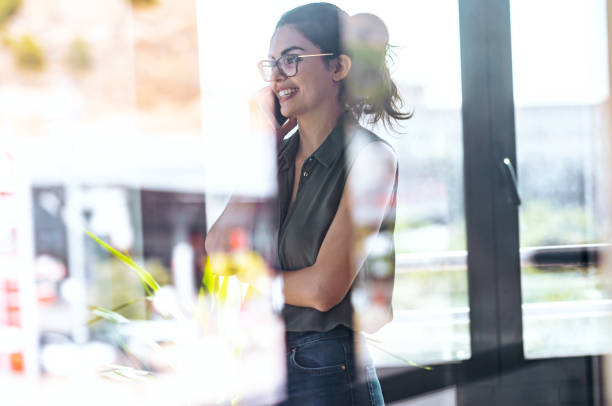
[276,2,413,129]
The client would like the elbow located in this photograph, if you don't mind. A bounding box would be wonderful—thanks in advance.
[309,265,352,312]
[204,228,220,254]
[313,298,337,313]
[204,235,210,255]
[204,232,213,255]
[312,286,345,313]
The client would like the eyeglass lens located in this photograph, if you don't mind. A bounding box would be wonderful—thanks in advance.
[260,55,298,81]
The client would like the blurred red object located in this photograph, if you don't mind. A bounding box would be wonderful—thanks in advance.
[229,228,248,251]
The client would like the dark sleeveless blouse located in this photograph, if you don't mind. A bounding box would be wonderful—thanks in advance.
[276,114,398,332]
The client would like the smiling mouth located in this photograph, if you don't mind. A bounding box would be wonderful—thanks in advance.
[278,88,299,100]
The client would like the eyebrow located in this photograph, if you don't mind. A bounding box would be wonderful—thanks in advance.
[269,46,306,59]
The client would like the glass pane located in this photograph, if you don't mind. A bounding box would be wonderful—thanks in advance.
[1,1,285,404]
[0,1,469,403]
[510,0,612,358]
[343,0,469,367]
[199,0,469,368]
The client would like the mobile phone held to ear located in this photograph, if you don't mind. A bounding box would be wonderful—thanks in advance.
[274,96,287,127]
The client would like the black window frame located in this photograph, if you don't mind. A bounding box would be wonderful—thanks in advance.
[379,1,603,404]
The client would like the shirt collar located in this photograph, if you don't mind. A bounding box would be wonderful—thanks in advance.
[311,117,345,168]
[278,111,356,171]
[277,131,300,172]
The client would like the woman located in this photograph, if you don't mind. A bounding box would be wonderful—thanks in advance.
[207,3,411,405]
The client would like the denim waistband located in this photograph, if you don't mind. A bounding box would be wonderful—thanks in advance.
[285,324,353,347]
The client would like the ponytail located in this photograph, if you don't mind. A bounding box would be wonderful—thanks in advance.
[343,13,413,129]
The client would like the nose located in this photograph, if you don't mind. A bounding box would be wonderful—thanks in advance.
[270,64,286,82]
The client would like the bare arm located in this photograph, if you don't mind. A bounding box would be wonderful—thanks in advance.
[282,141,398,312]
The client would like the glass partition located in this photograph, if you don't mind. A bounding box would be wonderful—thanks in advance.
[510,0,612,358]
[350,0,469,367]
[198,0,469,368]
[1,0,472,404]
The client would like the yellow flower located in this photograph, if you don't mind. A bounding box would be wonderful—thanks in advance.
[206,252,236,276]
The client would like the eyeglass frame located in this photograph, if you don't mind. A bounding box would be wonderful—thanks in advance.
[257,53,335,82]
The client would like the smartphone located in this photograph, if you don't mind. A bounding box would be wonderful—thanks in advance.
[274,96,287,127]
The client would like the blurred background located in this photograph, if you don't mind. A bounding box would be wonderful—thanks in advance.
[1,0,612,405]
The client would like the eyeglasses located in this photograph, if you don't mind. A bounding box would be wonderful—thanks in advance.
[257,53,334,82]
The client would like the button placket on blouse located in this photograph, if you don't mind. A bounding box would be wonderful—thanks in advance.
[301,157,315,181]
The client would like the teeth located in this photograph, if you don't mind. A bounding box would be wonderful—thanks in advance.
[279,88,298,97]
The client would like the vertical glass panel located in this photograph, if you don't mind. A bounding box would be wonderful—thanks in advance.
[510,0,612,358]
[2,1,284,404]
[1,0,142,388]
[341,0,469,367]
[0,1,469,403]
[198,0,468,368]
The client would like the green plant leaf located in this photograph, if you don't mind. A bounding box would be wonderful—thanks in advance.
[85,230,160,295]
[11,34,45,71]
[89,306,130,324]
[366,339,433,370]
[66,37,92,72]
[202,259,215,294]
[219,275,229,302]
[0,0,21,26]
[87,298,143,325]
[213,274,220,295]
[100,364,152,381]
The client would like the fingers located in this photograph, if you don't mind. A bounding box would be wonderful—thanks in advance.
[249,86,277,133]
[249,87,298,141]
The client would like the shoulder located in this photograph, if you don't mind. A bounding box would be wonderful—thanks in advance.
[346,124,397,173]
[343,126,398,221]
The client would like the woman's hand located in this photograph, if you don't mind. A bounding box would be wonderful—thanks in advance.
[249,86,297,142]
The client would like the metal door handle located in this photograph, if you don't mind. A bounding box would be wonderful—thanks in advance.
[501,157,521,206]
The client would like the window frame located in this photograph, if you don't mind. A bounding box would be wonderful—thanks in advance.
[379,1,602,404]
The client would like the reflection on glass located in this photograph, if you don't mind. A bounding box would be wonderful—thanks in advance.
[200,0,467,382]
[347,1,469,366]
[1,0,471,403]
[510,0,612,358]
[1,0,288,404]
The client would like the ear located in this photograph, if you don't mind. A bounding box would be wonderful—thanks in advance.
[331,54,352,82]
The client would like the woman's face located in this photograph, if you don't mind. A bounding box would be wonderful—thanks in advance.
[268,25,339,118]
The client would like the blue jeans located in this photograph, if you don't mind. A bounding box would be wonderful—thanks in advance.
[280,325,385,406]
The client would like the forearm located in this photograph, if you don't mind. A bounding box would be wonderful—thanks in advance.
[282,263,351,312]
